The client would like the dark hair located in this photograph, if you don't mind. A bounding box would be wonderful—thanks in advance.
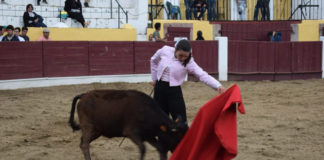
[6,25,14,30]
[26,4,33,11]
[22,26,28,31]
[0,26,3,30]
[175,39,192,67]
[15,27,21,32]
[154,23,161,30]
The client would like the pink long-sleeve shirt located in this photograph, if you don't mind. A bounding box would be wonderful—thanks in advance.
[150,45,222,90]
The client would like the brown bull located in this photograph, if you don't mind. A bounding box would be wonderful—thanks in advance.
[69,89,188,160]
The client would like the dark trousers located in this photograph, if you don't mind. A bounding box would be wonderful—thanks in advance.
[153,81,187,122]
[207,0,216,21]
[254,0,270,20]
[262,0,270,20]
[68,12,85,27]
[184,0,193,20]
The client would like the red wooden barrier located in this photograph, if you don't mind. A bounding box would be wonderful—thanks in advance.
[167,27,191,41]
[228,41,322,81]
[0,41,321,82]
[43,41,89,77]
[0,42,43,80]
[291,42,322,79]
[134,42,166,74]
[228,41,260,80]
[191,41,218,74]
[89,42,134,75]
[212,21,300,41]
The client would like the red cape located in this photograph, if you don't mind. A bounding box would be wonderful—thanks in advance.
[170,84,245,160]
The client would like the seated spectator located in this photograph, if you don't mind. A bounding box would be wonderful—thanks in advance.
[38,28,52,41]
[267,31,282,42]
[2,25,19,42]
[14,27,25,42]
[23,4,47,27]
[21,27,30,42]
[152,23,163,42]
[0,26,5,40]
[192,0,207,20]
[37,0,48,5]
[196,30,205,40]
[64,0,89,28]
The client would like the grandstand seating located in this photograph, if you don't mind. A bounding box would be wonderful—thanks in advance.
[0,0,143,29]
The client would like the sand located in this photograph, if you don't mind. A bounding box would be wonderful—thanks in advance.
[1,79,324,160]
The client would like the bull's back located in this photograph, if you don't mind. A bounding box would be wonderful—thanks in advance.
[77,90,170,137]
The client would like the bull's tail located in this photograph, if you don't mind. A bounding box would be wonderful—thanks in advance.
[69,93,85,131]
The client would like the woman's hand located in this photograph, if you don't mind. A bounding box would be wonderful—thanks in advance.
[217,86,226,94]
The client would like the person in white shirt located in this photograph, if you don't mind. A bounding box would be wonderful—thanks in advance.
[14,27,25,42]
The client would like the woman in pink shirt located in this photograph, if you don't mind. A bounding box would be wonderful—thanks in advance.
[151,39,226,123]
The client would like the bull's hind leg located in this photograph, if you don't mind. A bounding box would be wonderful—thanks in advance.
[80,125,100,160]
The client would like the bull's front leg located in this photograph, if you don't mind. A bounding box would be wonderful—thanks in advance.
[126,132,146,160]
[147,137,167,160]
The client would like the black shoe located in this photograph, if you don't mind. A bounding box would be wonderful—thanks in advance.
[84,2,89,7]
[43,0,48,4]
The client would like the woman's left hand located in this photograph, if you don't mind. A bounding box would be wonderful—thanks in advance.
[217,86,226,94]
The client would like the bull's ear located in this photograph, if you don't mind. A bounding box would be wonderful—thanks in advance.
[160,125,167,132]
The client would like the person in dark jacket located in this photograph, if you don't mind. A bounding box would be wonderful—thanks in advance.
[1,25,19,42]
[23,4,47,27]
[196,30,204,40]
[64,0,89,28]
[21,27,30,42]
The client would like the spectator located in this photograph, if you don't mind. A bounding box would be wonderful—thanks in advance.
[184,0,193,20]
[21,27,30,42]
[192,0,207,20]
[254,0,270,21]
[262,0,270,20]
[38,28,51,41]
[196,30,204,40]
[207,0,216,21]
[84,0,90,7]
[64,0,89,28]
[152,23,163,42]
[268,31,282,42]
[148,34,153,41]
[1,0,7,4]
[14,27,25,42]
[2,25,19,42]
[23,4,47,27]
[0,26,5,40]
[236,0,247,20]
[37,0,48,5]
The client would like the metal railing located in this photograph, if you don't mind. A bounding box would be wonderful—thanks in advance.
[111,0,128,28]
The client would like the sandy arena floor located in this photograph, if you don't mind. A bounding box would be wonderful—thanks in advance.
[1,79,324,160]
